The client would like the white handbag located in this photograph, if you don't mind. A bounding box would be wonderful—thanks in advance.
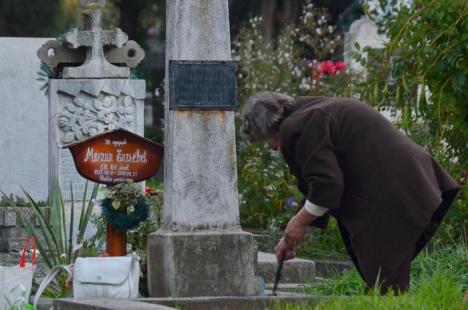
[0,237,36,309]
[33,254,139,308]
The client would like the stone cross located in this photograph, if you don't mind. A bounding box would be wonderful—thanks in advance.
[62,0,129,78]
[37,0,144,74]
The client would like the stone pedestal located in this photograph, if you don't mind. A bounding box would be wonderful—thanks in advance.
[48,79,145,200]
[148,230,255,297]
[147,0,255,297]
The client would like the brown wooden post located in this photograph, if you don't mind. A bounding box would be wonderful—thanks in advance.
[106,225,127,256]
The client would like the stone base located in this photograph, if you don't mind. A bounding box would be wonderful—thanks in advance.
[148,230,256,297]
[53,293,320,310]
[257,252,315,283]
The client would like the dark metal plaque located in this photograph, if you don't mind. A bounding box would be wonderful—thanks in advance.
[169,60,238,110]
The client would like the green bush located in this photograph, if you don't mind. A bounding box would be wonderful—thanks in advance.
[353,0,467,244]
[127,179,163,258]
[233,2,349,231]
[234,0,466,255]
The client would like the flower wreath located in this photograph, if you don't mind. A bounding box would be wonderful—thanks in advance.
[101,198,149,231]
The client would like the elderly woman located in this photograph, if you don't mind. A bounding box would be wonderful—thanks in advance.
[240,91,460,293]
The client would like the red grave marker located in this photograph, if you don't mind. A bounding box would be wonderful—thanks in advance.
[65,128,163,257]
[65,128,164,185]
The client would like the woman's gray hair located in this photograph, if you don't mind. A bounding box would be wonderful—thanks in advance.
[240,91,294,142]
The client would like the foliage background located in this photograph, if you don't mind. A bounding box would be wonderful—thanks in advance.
[355,0,467,242]
[233,0,466,258]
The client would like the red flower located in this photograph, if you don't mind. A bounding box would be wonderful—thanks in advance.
[311,60,346,79]
[334,60,346,72]
[320,60,336,74]
[145,185,156,196]
[311,63,323,78]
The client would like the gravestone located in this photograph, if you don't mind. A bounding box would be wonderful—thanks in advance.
[344,16,387,73]
[39,0,146,200]
[147,0,255,297]
[0,37,52,201]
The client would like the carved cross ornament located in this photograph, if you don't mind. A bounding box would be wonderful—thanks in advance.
[37,0,145,79]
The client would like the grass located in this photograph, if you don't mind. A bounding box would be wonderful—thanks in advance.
[274,239,467,309]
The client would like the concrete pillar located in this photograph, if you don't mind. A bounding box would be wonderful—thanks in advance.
[147,0,255,297]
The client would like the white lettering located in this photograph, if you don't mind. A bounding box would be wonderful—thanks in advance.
[116,149,148,163]
[112,139,127,147]
[84,147,113,162]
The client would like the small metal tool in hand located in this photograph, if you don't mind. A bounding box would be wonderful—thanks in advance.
[272,252,286,296]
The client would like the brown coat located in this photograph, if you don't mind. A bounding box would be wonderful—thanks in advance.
[279,96,460,286]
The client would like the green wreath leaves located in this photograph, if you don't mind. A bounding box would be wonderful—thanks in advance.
[101,198,149,231]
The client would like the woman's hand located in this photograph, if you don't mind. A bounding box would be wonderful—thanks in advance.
[283,215,308,248]
[274,238,296,261]
[275,207,316,261]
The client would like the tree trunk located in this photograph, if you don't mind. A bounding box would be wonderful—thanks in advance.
[260,0,277,41]
[116,0,143,41]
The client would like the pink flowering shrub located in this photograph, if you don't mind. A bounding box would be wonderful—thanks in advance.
[311,60,346,78]
[232,1,361,231]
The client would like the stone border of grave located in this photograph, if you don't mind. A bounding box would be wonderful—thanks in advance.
[248,229,353,280]
[0,207,49,254]
[50,293,341,310]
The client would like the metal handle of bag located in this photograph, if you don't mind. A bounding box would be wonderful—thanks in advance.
[19,236,37,267]
[32,265,72,309]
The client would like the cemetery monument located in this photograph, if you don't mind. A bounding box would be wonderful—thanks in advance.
[37,0,146,201]
[147,0,256,298]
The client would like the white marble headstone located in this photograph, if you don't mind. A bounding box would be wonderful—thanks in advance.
[0,37,52,201]
[344,16,388,73]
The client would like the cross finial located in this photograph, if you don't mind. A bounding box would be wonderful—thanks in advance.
[62,0,130,78]
[37,0,145,76]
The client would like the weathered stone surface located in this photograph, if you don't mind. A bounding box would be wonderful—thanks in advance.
[148,230,256,297]
[142,294,320,310]
[0,208,16,227]
[0,37,51,201]
[148,0,255,298]
[344,16,387,73]
[52,294,322,310]
[53,299,175,310]
[48,79,145,200]
[37,40,85,68]
[37,39,144,69]
[61,0,130,78]
[257,252,316,284]
[264,283,308,293]
[162,0,239,232]
[0,207,50,253]
[104,40,145,68]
